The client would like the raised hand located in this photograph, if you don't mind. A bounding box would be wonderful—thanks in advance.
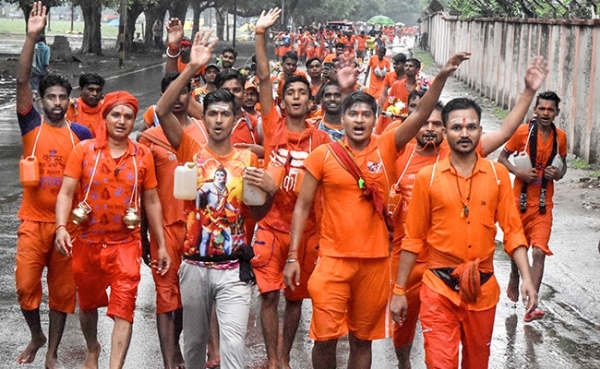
[166,18,184,46]
[190,30,218,68]
[27,2,47,38]
[256,8,282,31]
[439,52,471,77]
[524,56,548,92]
[336,52,358,91]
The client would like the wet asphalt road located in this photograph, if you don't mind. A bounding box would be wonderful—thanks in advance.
[0,62,599,368]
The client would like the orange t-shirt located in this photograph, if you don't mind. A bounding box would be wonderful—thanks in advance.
[403,155,527,310]
[232,112,260,145]
[17,106,93,222]
[64,139,158,244]
[273,70,309,99]
[176,133,257,260]
[260,105,331,232]
[367,55,391,99]
[356,35,368,51]
[303,130,400,258]
[504,123,567,207]
[66,97,103,135]
[383,72,403,95]
[139,120,208,226]
[143,105,158,129]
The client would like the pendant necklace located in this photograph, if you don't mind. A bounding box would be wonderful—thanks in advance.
[454,165,474,218]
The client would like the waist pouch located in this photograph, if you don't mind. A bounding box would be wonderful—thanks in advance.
[431,267,493,292]
[183,245,256,283]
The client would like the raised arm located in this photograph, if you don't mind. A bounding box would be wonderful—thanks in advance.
[255,8,282,116]
[165,18,184,74]
[17,2,46,111]
[481,56,548,156]
[156,31,217,149]
[394,52,471,151]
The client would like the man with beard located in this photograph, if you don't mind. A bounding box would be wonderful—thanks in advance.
[139,72,208,369]
[393,97,538,368]
[14,3,93,368]
[498,91,567,322]
[384,58,429,117]
[220,47,238,70]
[66,73,105,135]
[253,8,332,369]
[311,82,344,141]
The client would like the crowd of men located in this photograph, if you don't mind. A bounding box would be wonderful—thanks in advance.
[15,2,567,369]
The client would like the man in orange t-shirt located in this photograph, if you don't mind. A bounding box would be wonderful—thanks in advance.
[285,50,471,369]
[55,91,170,369]
[138,72,208,369]
[254,10,332,368]
[380,53,407,108]
[364,47,390,99]
[355,31,368,61]
[66,73,105,135]
[154,36,277,368]
[384,58,430,118]
[14,5,93,367]
[498,91,567,323]
[393,98,538,369]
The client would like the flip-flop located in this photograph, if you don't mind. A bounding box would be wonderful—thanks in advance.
[206,358,220,369]
[524,309,545,322]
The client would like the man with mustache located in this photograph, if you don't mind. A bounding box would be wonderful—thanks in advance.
[14,3,93,368]
[393,97,538,368]
[66,73,106,135]
[498,91,567,322]
[311,82,344,141]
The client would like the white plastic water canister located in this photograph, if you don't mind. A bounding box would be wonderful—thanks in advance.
[243,167,267,206]
[173,162,198,200]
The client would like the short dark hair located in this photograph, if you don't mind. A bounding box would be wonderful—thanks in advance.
[441,98,482,127]
[282,75,311,99]
[222,47,237,58]
[161,72,191,93]
[305,57,322,68]
[535,91,561,108]
[203,89,238,115]
[39,73,72,97]
[315,81,341,104]
[335,42,345,49]
[392,53,407,64]
[215,69,245,90]
[408,89,425,103]
[406,58,422,69]
[78,73,105,89]
[341,91,377,115]
[282,51,299,63]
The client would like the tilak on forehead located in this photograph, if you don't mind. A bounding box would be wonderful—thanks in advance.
[449,117,478,125]
[95,90,139,148]
[209,103,232,112]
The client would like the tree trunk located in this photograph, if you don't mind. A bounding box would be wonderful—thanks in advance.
[191,1,201,36]
[79,1,102,55]
[124,4,144,52]
[144,3,169,49]
[215,6,225,40]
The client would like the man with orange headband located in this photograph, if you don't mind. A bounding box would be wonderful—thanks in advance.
[55,91,170,369]
[14,3,93,368]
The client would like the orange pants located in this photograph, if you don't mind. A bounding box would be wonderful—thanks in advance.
[72,239,142,323]
[520,205,553,255]
[391,258,427,348]
[150,222,185,314]
[420,285,496,369]
[308,256,391,341]
[15,220,76,313]
[251,224,318,301]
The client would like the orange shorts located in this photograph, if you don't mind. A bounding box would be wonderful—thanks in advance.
[15,220,76,313]
[420,285,496,369]
[308,256,391,341]
[72,239,142,323]
[391,257,427,348]
[150,222,185,314]
[520,206,553,255]
[251,224,318,301]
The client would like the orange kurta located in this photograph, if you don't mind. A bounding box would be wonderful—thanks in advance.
[403,154,527,311]
[66,97,103,135]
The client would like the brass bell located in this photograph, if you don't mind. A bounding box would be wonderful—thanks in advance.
[123,207,141,229]
[72,202,91,225]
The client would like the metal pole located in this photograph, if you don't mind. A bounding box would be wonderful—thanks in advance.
[281,0,285,29]
[118,0,127,69]
[232,0,237,48]
[70,2,74,33]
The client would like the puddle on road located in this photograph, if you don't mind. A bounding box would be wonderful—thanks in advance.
[0,77,16,106]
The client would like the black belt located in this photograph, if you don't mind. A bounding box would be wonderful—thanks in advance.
[431,267,493,292]
[183,254,238,263]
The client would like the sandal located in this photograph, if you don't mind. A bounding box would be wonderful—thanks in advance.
[524,309,545,322]
[206,358,220,369]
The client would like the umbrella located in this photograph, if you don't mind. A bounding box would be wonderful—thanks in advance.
[107,18,119,26]
[367,15,395,26]
[395,21,405,26]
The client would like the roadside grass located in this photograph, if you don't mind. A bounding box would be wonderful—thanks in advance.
[0,18,134,39]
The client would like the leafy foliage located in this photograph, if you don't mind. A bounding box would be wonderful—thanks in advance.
[447,0,598,19]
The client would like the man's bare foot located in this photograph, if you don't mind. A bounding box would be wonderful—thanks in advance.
[506,273,520,303]
[81,342,101,369]
[17,336,47,364]
[44,355,63,369]
[265,359,278,369]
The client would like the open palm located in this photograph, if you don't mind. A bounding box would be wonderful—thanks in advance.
[166,18,184,45]
[27,2,47,37]
[256,8,282,30]
[190,31,218,67]
[525,56,548,91]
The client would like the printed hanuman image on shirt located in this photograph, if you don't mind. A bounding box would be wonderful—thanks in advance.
[184,155,246,259]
